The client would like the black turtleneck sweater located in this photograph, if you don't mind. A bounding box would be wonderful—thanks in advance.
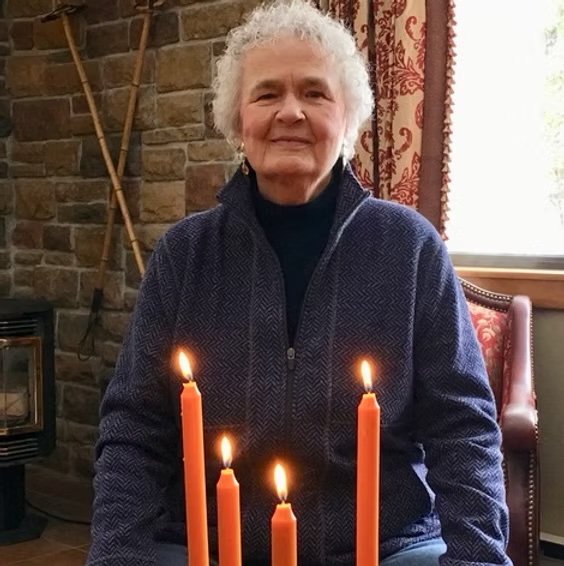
[252,169,339,346]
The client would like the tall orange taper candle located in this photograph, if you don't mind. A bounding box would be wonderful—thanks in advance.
[271,464,297,566]
[356,360,380,566]
[179,351,209,566]
[216,436,242,566]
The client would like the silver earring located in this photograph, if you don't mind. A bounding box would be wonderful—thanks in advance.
[239,143,249,175]
[341,144,347,171]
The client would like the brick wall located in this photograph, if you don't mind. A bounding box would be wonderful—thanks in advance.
[0,0,259,477]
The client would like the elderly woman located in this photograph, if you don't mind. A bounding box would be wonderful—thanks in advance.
[87,1,511,565]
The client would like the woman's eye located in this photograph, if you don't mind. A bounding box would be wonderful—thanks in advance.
[257,93,276,101]
[306,91,324,98]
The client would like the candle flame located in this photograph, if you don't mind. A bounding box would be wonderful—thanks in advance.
[178,351,193,382]
[221,436,232,468]
[361,360,372,393]
[274,463,288,502]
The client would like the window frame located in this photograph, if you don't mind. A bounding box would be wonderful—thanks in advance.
[445,0,564,292]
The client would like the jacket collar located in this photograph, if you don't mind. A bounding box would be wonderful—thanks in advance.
[217,162,371,231]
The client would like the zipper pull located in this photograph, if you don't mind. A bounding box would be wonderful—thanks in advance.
[287,347,296,371]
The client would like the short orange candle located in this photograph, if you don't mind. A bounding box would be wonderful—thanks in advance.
[356,360,380,566]
[271,464,297,566]
[216,436,242,566]
[179,351,209,566]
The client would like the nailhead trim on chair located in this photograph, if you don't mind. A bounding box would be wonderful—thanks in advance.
[527,303,539,566]
[460,279,513,313]
[528,449,538,565]
[501,450,508,493]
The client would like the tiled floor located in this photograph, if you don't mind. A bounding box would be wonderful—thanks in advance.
[1,466,562,565]
[1,467,93,565]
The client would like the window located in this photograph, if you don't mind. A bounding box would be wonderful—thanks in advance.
[447,0,564,269]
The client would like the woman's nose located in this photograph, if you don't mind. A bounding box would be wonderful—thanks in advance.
[276,94,305,122]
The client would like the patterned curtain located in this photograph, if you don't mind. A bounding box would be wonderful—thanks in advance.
[325,0,456,236]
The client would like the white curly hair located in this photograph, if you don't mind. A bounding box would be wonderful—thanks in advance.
[212,0,374,160]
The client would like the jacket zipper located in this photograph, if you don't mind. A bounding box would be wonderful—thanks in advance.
[280,199,369,437]
[281,248,328,437]
[286,347,296,371]
[285,347,296,436]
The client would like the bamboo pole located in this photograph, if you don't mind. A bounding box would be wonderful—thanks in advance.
[95,7,153,291]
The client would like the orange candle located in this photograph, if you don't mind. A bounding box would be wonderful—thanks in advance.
[216,436,242,566]
[356,360,380,566]
[179,351,209,566]
[271,464,297,566]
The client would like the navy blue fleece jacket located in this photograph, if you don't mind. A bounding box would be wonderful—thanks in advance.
[87,166,510,565]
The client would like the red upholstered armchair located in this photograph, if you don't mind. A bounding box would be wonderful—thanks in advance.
[460,279,539,566]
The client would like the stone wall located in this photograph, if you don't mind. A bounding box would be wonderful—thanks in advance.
[0,0,259,477]
[0,2,10,285]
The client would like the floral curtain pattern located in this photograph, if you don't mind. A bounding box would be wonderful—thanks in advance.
[325,0,455,236]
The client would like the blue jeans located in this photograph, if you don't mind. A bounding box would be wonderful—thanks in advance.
[381,538,446,565]
[156,538,446,565]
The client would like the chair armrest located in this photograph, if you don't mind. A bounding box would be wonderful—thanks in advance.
[499,296,538,451]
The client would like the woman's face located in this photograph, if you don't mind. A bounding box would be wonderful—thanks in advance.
[239,36,347,202]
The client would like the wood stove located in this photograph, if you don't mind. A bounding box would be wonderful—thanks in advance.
[0,298,55,545]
